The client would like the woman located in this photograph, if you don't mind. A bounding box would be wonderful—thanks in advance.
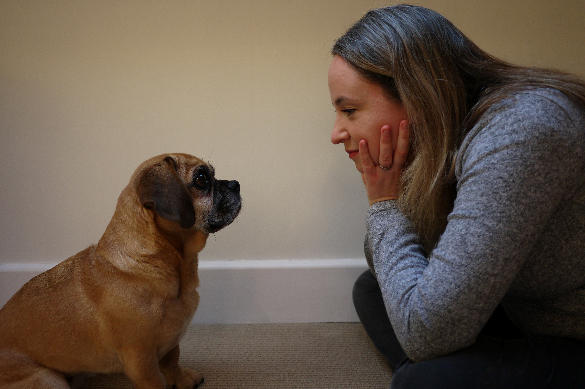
[328,4,585,388]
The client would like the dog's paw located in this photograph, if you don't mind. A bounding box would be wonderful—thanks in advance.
[174,367,204,389]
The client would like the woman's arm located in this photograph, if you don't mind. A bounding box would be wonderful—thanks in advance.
[366,91,585,361]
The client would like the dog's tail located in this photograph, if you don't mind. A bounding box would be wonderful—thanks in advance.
[0,350,69,389]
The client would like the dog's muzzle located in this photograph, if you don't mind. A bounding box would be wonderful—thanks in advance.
[206,180,241,233]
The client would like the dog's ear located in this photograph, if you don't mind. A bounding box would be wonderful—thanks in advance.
[137,157,195,228]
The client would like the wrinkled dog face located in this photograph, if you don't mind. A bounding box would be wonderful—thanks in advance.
[137,153,241,234]
[190,162,241,233]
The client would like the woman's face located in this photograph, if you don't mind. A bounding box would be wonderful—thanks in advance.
[328,55,407,173]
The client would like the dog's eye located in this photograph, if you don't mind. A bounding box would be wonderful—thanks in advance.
[193,170,210,190]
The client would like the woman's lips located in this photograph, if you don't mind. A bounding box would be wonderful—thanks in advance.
[347,150,359,159]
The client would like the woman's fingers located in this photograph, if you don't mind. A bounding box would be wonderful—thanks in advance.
[359,139,376,173]
[378,125,393,169]
[359,120,409,205]
[393,120,409,168]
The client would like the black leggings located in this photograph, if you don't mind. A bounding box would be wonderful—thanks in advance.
[353,270,585,389]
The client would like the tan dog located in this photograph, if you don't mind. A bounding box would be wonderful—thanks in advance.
[0,153,241,389]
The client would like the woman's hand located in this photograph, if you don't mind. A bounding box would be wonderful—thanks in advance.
[359,120,409,205]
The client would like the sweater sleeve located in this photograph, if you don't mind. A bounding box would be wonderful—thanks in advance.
[365,91,585,361]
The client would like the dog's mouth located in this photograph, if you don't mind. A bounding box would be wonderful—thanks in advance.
[205,179,241,234]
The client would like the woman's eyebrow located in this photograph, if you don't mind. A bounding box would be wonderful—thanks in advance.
[334,96,358,106]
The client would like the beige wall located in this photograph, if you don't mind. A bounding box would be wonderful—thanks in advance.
[1,0,584,263]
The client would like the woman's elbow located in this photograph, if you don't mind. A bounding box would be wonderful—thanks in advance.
[396,317,479,362]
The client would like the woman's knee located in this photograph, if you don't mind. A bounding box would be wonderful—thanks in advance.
[352,270,379,305]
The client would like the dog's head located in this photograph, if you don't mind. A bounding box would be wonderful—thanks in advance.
[133,153,241,235]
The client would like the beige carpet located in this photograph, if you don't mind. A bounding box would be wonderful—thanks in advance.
[83,322,392,388]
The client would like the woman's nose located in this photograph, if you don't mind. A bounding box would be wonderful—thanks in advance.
[331,120,349,145]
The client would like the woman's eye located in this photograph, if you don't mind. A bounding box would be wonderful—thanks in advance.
[193,172,210,190]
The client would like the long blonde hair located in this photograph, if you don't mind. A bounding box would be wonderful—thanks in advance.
[332,4,585,251]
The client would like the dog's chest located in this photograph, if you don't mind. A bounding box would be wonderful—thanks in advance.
[156,289,199,356]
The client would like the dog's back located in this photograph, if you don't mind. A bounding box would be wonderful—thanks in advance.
[0,246,119,382]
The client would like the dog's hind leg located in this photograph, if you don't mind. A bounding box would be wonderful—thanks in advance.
[0,350,70,389]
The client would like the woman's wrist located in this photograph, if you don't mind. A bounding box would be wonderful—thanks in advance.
[369,196,398,206]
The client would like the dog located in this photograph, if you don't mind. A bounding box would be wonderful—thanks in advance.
[0,153,241,389]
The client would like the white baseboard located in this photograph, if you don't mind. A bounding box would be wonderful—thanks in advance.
[0,259,368,324]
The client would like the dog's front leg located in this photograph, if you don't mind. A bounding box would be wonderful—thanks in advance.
[160,345,204,389]
[121,349,166,389]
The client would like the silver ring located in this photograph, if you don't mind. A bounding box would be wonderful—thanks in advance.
[378,164,391,171]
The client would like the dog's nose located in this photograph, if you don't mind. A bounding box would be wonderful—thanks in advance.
[226,180,240,193]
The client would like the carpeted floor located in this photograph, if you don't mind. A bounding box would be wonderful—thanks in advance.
[83,322,392,388]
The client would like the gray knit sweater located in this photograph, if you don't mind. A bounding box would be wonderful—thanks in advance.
[364,88,585,362]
